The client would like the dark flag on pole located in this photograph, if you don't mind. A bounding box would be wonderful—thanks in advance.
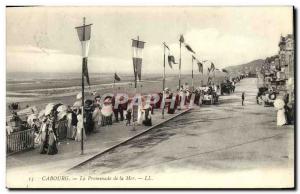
[210,62,215,72]
[222,69,228,73]
[197,61,203,73]
[114,72,121,81]
[76,24,92,41]
[207,76,212,85]
[179,34,185,43]
[185,44,196,54]
[132,39,145,81]
[76,23,92,86]
[168,55,177,68]
[83,58,90,85]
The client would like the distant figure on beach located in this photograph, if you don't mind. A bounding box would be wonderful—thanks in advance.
[242,92,245,106]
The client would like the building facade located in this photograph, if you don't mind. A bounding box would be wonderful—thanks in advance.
[278,34,294,104]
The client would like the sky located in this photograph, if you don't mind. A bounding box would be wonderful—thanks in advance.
[6,6,293,74]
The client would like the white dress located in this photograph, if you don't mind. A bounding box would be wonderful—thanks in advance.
[66,113,73,139]
[277,108,287,126]
[137,106,144,125]
[75,115,86,141]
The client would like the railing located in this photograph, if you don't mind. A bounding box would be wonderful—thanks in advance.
[6,128,35,155]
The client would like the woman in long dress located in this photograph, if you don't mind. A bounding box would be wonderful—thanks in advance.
[75,110,86,142]
[57,113,68,141]
[277,108,287,126]
[92,105,101,131]
[39,117,49,154]
[66,111,73,139]
[274,99,287,126]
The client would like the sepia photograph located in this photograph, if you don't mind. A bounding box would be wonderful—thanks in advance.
[5,6,295,189]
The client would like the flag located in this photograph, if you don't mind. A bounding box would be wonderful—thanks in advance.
[210,62,215,71]
[83,58,90,85]
[132,58,142,81]
[76,24,92,58]
[76,23,92,86]
[76,24,92,41]
[222,69,228,73]
[132,39,145,49]
[207,76,212,85]
[185,44,195,54]
[114,73,121,81]
[197,61,203,73]
[164,43,170,50]
[179,34,185,43]
[132,39,145,81]
[168,55,177,68]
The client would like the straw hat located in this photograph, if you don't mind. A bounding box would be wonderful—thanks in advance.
[57,111,67,120]
[104,98,112,105]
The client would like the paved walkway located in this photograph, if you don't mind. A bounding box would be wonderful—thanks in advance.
[6,106,190,177]
[69,78,294,188]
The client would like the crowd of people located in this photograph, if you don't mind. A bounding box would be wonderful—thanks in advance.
[6,76,241,155]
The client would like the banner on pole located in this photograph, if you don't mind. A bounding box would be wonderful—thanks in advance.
[132,39,145,81]
[168,55,177,68]
[75,24,92,41]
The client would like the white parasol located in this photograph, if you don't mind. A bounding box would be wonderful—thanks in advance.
[27,114,37,126]
[45,103,55,116]
[38,109,45,119]
[73,100,82,108]
[57,105,68,112]
[17,106,38,116]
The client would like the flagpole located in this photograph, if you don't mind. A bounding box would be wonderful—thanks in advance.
[135,36,139,91]
[179,41,182,89]
[81,17,85,155]
[213,69,216,85]
[202,70,204,87]
[162,43,166,119]
[192,56,194,91]
[133,36,139,131]
[113,73,116,94]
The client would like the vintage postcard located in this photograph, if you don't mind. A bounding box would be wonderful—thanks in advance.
[6,6,294,189]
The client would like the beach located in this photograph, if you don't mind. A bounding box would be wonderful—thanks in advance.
[6,72,227,116]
